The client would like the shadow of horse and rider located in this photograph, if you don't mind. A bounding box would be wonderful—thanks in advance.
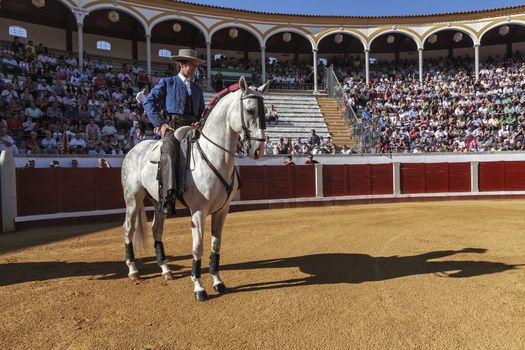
[1,248,521,289]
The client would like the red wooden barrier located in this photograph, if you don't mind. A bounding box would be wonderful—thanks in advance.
[292,165,316,198]
[371,164,393,194]
[479,161,505,192]
[323,165,347,197]
[17,168,58,216]
[348,164,370,195]
[57,169,95,212]
[94,168,125,210]
[265,166,292,199]
[239,166,266,200]
[504,161,525,191]
[448,163,471,192]
[401,163,425,194]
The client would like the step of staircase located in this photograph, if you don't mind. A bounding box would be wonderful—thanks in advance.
[316,96,353,146]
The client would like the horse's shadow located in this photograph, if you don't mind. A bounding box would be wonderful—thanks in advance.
[0,249,521,289]
[221,248,521,293]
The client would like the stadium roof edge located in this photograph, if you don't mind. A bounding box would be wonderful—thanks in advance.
[162,1,525,22]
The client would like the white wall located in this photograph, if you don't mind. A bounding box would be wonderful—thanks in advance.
[0,18,66,50]
[71,32,132,59]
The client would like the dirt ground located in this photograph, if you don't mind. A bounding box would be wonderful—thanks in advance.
[0,200,524,349]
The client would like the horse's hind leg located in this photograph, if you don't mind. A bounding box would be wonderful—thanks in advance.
[123,191,142,281]
[152,200,173,280]
[210,206,229,294]
[191,210,208,301]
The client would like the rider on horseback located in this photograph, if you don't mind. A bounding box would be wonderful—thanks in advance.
[143,49,205,215]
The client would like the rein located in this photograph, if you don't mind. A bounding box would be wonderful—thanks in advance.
[191,83,263,199]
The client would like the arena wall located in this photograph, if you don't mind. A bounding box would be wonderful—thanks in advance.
[4,152,525,230]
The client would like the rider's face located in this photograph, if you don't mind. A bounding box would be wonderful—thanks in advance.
[179,61,199,78]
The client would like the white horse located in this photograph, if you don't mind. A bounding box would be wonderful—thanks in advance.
[121,76,270,301]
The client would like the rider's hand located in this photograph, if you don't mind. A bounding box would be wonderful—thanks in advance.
[159,123,174,138]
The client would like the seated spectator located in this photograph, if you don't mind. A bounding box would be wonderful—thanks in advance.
[85,118,101,139]
[25,130,41,154]
[1,54,19,76]
[304,154,319,164]
[283,155,295,165]
[68,132,87,153]
[89,142,106,156]
[1,83,19,103]
[25,102,44,120]
[24,159,35,168]
[41,130,58,154]
[0,120,19,154]
[115,106,130,131]
[46,101,63,120]
[266,104,279,125]
[101,119,117,137]
[98,158,111,168]
[129,120,143,146]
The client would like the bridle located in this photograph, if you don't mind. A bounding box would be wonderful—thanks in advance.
[191,86,266,213]
[199,85,266,157]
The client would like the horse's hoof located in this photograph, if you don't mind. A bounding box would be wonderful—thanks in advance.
[194,290,208,302]
[213,283,227,294]
[162,271,174,280]
[128,273,140,281]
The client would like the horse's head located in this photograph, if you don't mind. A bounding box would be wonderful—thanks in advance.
[229,76,270,159]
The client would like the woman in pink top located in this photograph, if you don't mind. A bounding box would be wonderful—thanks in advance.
[85,119,101,140]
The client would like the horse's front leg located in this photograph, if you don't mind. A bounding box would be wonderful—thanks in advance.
[191,210,208,301]
[152,201,173,280]
[210,205,229,294]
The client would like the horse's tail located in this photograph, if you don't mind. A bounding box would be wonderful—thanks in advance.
[132,204,148,255]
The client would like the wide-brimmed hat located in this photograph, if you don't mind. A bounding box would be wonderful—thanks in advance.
[171,49,204,64]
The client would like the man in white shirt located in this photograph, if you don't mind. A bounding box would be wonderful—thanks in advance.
[0,120,19,154]
[25,102,43,119]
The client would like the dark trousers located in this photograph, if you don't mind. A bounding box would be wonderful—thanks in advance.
[158,115,194,202]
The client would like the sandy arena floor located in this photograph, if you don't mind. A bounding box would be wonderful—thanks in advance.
[0,200,524,349]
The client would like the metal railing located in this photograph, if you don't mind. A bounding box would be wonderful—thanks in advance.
[325,65,380,154]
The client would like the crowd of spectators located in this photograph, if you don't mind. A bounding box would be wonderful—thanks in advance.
[341,54,525,153]
[0,36,158,156]
[2,34,525,157]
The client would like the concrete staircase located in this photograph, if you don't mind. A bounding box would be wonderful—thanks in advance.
[316,97,353,147]
[203,92,330,144]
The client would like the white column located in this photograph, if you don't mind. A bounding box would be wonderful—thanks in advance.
[146,34,152,76]
[206,40,212,90]
[393,162,401,195]
[474,44,480,81]
[365,49,370,85]
[260,46,266,83]
[471,161,479,193]
[77,22,84,70]
[0,150,17,233]
[313,49,318,93]
[418,48,424,83]
[314,163,323,197]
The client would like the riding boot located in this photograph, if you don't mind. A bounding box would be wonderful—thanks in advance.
[159,132,178,215]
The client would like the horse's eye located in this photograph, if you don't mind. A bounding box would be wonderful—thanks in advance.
[247,108,255,114]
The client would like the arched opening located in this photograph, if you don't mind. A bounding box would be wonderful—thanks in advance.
[480,23,525,62]
[265,31,314,89]
[82,9,146,62]
[423,29,475,76]
[150,19,206,78]
[317,32,366,82]
[369,32,419,80]
[210,27,261,89]
[0,0,74,52]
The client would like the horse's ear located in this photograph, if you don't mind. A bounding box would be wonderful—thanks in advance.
[239,76,247,93]
[258,81,271,95]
